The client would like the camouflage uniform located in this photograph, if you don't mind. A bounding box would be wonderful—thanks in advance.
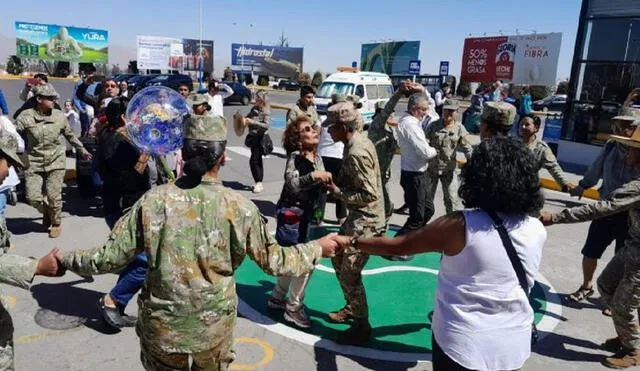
[0,130,38,371]
[324,102,385,320]
[424,114,473,214]
[60,115,323,371]
[367,92,402,222]
[14,84,88,227]
[552,179,640,350]
[286,100,319,126]
[526,137,571,189]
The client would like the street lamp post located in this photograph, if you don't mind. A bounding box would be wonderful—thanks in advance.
[233,22,254,85]
[198,0,204,91]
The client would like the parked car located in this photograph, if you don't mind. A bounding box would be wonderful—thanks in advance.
[112,73,137,82]
[278,80,300,91]
[127,74,160,93]
[223,82,253,105]
[533,94,567,112]
[147,74,194,92]
[269,78,285,89]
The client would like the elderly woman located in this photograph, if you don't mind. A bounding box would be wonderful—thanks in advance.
[244,90,271,193]
[333,137,547,371]
[267,116,333,328]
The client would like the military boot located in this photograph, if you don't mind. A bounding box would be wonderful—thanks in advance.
[602,337,623,353]
[335,319,372,345]
[603,347,640,369]
[49,225,61,239]
[328,305,353,323]
[42,206,51,230]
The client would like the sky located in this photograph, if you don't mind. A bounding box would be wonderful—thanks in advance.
[0,0,583,80]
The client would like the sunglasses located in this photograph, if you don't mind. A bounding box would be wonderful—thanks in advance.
[41,96,57,101]
[300,126,314,133]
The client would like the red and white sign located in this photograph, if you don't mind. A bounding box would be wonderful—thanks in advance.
[461,33,562,85]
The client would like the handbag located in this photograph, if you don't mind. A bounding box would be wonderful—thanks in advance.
[485,210,540,345]
[275,206,304,247]
[260,133,274,155]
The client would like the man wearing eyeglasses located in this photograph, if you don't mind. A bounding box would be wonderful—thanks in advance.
[15,84,91,238]
[393,93,437,257]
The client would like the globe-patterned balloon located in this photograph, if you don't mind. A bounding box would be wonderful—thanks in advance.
[125,86,189,155]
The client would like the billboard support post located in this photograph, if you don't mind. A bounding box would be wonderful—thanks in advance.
[198,0,203,90]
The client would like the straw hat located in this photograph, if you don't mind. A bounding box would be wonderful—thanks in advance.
[233,111,247,137]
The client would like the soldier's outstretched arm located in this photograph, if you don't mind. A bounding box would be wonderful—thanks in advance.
[370,91,403,132]
[237,205,323,277]
[61,201,144,276]
[552,180,640,224]
[0,253,37,290]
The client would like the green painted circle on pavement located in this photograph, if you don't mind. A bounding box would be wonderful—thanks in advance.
[236,225,548,354]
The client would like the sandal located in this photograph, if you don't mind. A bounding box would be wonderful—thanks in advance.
[567,286,594,302]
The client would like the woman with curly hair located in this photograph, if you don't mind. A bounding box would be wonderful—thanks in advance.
[266,116,333,328]
[332,137,547,371]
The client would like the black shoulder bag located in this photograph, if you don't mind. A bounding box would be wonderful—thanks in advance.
[485,210,540,345]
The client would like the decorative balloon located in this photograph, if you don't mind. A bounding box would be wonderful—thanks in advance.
[125,86,189,155]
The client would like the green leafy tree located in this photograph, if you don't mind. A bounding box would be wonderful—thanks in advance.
[297,72,311,86]
[530,85,552,101]
[311,71,323,89]
[456,80,471,98]
[127,60,139,74]
[6,56,23,75]
[556,80,569,94]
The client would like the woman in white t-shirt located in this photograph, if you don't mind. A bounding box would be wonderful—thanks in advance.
[333,137,547,371]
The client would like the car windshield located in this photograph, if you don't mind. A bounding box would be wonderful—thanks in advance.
[316,82,354,98]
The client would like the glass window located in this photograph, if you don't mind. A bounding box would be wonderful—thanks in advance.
[377,85,393,99]
[365,85,378,99]
[355,85,364,98]
[315,82,354,98]
[567,62,640,144]
[583,18,640,62]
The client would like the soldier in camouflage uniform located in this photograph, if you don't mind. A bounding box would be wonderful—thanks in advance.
[367,81,423,223]
[286,85,319,126]
[58,114,338,371]
[540,125,640,369]
[0,129,65,371]
[322,101,385,345]
[424,99,473,214]
[15,84,91,238]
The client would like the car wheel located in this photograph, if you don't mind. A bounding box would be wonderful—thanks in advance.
[242,96,250,105]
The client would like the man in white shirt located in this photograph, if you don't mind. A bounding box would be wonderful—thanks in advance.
[433,83,452,117]
[394,93,437,242]
[207,80,234,117]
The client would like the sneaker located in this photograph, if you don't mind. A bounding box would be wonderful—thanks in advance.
[603,347,640,369]
[284,307,311,328]
[267,297,286,310]
[328,305,353,323]
[48,225,62,239]
[97,296,137,329]
[252,182,263,193]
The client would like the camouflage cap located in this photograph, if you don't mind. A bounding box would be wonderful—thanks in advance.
[482,101,516,127]
[321,101,359,128]
[443,99,460,111]
[0,130,24,169]
[186,93,208,107]
[330,93,347,105]
[33,83,59,99]
[184,114,227,142]
[346,95,363,109]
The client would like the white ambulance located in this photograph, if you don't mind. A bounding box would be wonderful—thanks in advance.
[314,71,394,127]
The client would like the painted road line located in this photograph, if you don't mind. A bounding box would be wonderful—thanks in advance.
[230,337,275,370]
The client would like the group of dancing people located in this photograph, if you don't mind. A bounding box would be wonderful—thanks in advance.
[0,73,640,371]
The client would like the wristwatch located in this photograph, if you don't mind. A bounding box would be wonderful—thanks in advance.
[350,236,359,249]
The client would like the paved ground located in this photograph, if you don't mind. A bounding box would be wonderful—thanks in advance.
[0,79,622,370]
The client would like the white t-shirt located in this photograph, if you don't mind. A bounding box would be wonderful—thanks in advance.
[432,210,546,371]
[208,94,225,117]
[317,126,344,159]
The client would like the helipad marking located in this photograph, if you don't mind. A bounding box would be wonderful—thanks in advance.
[230,337,274,370]
[237,269,563,362]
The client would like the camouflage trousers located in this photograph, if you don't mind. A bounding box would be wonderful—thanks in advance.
[25,169,65,225]
[140,340,235,371]
[381,169,393,224]
[426,169,462,214]
[0,303,14,371]
[332,249,370,319]
[597,246,640,349]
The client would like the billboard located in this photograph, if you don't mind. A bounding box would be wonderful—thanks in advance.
[360,41,420,75]
[15,21,108,63]
[461,33,562,85]
[231,43,303,78]
[137,36,214,72]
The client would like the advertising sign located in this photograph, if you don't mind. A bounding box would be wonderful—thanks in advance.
[460,33,562,85]
[137,36,214,72]
[231,43,303,78]
[15,21,108,63]
[408,60,421,75]
[360,41,420,75]
[439,61,449,76]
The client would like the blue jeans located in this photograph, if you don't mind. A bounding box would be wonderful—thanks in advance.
[0,190,8,219]
[105,211,148,310]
